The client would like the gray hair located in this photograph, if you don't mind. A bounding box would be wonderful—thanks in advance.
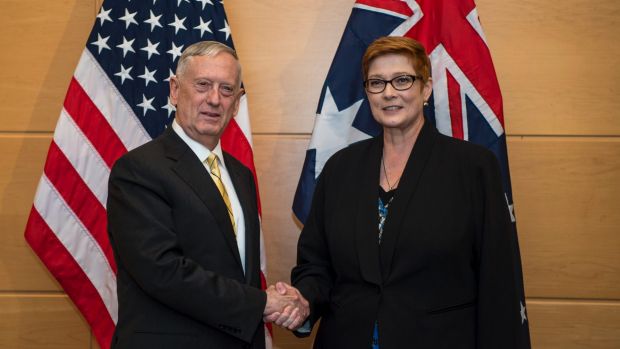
[175,41,242,86]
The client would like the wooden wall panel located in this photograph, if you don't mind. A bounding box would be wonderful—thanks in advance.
[0,1,94,133]
[0,294,90,349]
[95,0,103,15]
[225,0,353,135]
[509,137,620,299]
[528,300,620,349]
[271,326,314,349]
[253,135,309,285]
[0,135,62,291]
[478,0,620,136]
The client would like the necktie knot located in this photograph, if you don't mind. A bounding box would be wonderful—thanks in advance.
[207,153,221,177]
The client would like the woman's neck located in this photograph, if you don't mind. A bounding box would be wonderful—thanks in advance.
[382,116,424,157]
[379,117,424,191]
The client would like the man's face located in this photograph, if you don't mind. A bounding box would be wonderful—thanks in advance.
[170,53,242,149]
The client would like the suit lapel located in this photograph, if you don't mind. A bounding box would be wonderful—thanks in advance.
[162,129,243,271]
[379,121,438,280]
[224,152,258,285]
[355,137,383,286]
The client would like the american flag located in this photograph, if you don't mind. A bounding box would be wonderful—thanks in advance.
[23,1,271,348]
[293,0,530,347]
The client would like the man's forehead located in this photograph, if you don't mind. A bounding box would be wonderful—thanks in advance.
[185,54,239,77]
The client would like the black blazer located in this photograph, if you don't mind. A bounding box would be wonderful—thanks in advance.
[292,121,528,348]
[107,127,266,349]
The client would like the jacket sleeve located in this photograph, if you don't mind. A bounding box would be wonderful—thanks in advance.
[107,154,266,343]
[475,150,530,348]
[291,169,335,335]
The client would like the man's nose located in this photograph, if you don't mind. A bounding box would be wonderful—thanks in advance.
[206,85,221,106]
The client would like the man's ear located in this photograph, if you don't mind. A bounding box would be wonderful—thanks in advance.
[169,76,180,105]
[232,88,244,117]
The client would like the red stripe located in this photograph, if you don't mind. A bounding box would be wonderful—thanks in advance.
[63,78,127,168]
[355,0,413,16]
[221,119,262,215]
[222,119,270,339]
[447,70,464,140]
[24,207,115,349]
[44,141,117,272]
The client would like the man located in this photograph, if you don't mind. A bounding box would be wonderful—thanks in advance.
[107,41,307,349]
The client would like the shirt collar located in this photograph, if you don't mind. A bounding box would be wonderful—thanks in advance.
[171,119,225,166]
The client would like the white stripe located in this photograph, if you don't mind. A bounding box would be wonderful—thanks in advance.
[33,175,118,323]
[353,4,409,19]
[389,0,423,37]
[466,8,488,46]
[234,94,253,147]
[74,49,151,151]
[462,89,469,141]
[54,109,110,207]
[430,44,504,137]
[264,327,273,348]
[429,45,453,137]
[259,221,267,274]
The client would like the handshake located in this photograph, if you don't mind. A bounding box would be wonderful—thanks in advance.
[263,281,310,331]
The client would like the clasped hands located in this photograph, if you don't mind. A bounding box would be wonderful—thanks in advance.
[263,281,309,330]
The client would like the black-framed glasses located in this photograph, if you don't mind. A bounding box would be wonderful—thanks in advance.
[363,74,420,94]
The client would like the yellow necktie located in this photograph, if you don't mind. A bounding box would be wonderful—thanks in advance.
[206,153,236,234]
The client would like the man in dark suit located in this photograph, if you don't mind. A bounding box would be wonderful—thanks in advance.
[107,41,307,349]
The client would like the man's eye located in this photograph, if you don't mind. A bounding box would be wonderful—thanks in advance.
[220,85,234,96]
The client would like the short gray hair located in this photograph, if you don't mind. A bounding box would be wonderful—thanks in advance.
[175,41,242,86]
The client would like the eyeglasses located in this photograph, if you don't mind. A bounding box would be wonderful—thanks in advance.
[363,74,420,94]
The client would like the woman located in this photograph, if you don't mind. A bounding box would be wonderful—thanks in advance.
[291,36,528,348]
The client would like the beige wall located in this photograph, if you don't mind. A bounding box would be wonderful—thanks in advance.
[1,0,618,348]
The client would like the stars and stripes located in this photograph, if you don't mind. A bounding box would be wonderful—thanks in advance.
[23,1,271,348]
[292,1,530,347]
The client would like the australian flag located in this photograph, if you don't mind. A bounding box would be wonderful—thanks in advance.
[292,0,530,347]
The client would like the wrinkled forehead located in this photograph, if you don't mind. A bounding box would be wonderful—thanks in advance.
[179,52,242,85]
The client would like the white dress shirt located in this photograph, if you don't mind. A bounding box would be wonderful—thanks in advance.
[171,120,247,273]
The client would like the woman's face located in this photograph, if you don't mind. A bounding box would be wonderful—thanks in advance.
[366,53,432,132]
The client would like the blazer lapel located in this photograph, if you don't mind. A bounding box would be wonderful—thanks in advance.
[163,129,243,271]
[379,121,438,280]
[224,152,258,285]
[355,137,383,286]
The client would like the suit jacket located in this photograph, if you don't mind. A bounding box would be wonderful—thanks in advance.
[292,121,528,348]
[107,127,266,349]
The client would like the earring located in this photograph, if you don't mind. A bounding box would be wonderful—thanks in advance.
[423,101,429,106]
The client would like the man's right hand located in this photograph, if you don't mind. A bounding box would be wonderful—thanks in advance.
[263,282,309,330]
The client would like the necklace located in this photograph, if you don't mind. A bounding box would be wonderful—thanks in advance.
[381,155,401,191]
